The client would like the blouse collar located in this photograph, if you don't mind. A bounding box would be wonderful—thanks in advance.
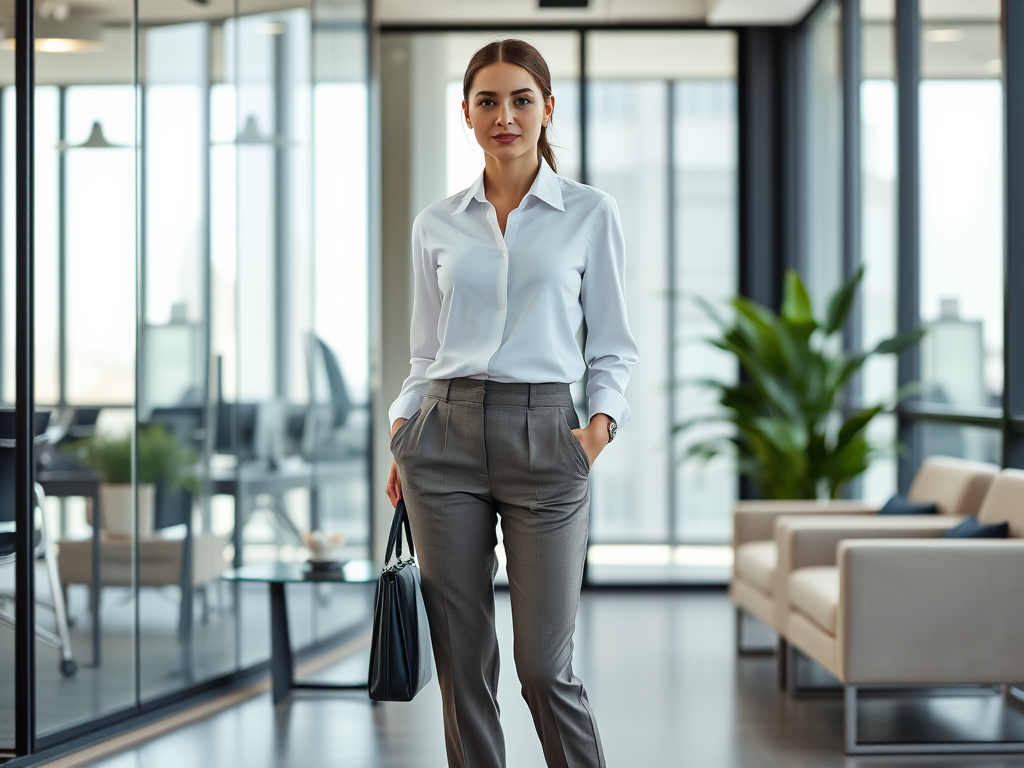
[452,158,565,216]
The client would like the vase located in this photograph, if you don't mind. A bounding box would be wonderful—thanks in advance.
[98,483,156,539]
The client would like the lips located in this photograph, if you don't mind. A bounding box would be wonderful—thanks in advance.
[493,134,519,143]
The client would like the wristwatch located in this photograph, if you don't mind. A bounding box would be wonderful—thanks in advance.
[607,418,618,443]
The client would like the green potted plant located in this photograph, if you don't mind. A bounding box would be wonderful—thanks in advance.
[678,267,924,500]
[70,424,199,538]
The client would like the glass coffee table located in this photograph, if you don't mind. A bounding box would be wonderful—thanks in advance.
[223,560,375,704]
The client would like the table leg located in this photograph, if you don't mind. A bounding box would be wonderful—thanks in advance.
[269,582,294,705]
[90,490,101,667]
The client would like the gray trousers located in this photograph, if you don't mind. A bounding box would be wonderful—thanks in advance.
[390,378,605,768]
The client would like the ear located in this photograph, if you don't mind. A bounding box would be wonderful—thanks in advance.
[545,94,555,124]
[462,99,471,127]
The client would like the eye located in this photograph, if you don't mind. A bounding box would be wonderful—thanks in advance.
[479,99,494,107]
[515,97,531,106]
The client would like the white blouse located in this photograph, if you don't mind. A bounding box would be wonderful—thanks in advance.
[389,159,639,428]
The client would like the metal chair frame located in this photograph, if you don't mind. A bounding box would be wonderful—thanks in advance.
[0,439,76,677]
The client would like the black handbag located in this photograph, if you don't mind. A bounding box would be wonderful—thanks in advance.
[368,498,433,701]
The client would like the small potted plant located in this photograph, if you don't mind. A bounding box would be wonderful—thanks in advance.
[70,424,199,538]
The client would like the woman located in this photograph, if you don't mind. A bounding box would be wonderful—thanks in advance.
[386,38,638,768]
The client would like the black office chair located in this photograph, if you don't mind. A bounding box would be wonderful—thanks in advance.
[0,410,77,677]
[37,406,100,472]
[300,334,355,460]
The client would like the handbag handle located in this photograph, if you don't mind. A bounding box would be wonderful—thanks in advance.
[385,498,415,563]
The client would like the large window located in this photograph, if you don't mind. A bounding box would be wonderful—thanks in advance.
[803,2,844,310]
[918,8,1003,417]
[861,0,898,501]
[585,31,737,582]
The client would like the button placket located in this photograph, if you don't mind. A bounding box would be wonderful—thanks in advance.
[478,203,510,371]
[485,203,511,312]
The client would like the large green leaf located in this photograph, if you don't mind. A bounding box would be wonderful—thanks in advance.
[823,437,873,498]
[873,327,927,356]
[782,270,815,331]
[823,266,864,335]
[835,404,884,453]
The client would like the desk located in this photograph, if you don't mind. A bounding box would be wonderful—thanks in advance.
[41,460,362,670]
[223,560,373,704]
[37,470,103,667]
[211,460,360,567]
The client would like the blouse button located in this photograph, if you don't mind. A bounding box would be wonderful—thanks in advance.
[501,251,507,258]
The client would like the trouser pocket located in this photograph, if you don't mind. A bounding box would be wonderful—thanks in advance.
[557,407,591,475]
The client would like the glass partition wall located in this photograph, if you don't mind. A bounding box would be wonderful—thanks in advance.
[0,0,370,754]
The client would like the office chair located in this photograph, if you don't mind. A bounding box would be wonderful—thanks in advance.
[0,410,77,677]
[37,406,100,472]
[315,335,353,429]
[301,334,355,460]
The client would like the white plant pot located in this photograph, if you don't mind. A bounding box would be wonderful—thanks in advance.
[99,483,155,539]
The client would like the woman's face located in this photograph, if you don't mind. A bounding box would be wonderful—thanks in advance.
[463,61,554,165]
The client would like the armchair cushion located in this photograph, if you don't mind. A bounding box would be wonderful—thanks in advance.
[734,541,777,594]
[943,515,1009,539]
[879,494,938,516]
[788,566,839,634]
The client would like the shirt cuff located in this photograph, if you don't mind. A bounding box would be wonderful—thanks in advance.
[588,389,631,429]
[388,392,424,426]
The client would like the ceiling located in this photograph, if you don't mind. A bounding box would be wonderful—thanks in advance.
[374,0,999,26]
[373,0,821,26]
[0,0,998,28]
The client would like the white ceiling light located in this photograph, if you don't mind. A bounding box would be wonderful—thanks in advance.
[1,18,103,53]
[924,28,965,43]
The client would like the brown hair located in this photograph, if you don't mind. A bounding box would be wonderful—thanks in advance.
[463,39,557,173]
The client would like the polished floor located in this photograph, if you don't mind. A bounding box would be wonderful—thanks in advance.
[71,590,1024,768]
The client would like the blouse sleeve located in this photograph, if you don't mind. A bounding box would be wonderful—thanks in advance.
[581,194,639,428]
[388,216,441,425]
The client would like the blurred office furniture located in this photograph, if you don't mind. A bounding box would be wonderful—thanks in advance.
[731,457,997,674]
[222,560,374,704]
[211,341,362,560]
[0,409,77,677]
[778,468,1024,754]
[302,334,356,461]
[38,406,101,474]
[57,461,229,679]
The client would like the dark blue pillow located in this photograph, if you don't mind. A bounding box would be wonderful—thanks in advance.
[942,516,1010,539]
[879,494,939,516]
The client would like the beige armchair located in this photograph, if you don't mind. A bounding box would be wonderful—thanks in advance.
[780,468,1024,755]
[730,456,998,656]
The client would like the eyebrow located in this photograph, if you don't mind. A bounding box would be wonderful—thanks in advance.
[474,88,535,98]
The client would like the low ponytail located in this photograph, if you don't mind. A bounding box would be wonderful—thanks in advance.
[463,39,558,173]
[538,123,557,173]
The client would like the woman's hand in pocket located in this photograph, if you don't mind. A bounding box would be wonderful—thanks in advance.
[385,418,407,507]
[571,413,612,466]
